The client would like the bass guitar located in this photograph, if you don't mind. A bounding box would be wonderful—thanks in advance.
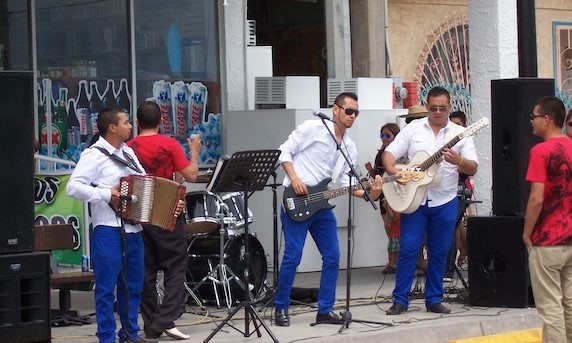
[283,171,424,222]
[383,117,489,214]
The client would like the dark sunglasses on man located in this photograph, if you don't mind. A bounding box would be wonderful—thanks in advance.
[337,104,359,117]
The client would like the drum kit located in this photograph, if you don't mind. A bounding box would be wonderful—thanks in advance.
[183,190,267,309]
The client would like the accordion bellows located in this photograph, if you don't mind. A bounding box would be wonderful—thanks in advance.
[119,175,185,231]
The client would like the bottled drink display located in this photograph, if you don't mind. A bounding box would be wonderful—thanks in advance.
[89,81,103,135]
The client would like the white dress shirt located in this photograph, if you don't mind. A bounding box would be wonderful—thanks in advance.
[384,117,478,207]
[278,119,358,188]
[66,136,145,233]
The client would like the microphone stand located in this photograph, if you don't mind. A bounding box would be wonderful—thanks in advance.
[313,118,393,332]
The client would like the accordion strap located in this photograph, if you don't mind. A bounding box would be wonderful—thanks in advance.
[92,146,143,173]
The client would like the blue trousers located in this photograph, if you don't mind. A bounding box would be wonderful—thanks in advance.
[275,208,340,314]
[392,198,458,308]
[91,226,144,343]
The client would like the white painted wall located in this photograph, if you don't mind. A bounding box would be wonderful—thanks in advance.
[468,0,519,215]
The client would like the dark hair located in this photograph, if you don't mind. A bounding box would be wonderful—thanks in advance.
[427,86,450,102]
[449,110,467,126]
[534,96,565,127]
[136,100,161,129]
[334,92,358,107]
[97,107,124,137]
[381,123,400,136]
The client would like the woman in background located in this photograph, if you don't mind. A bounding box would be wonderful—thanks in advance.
[366,123,401,274]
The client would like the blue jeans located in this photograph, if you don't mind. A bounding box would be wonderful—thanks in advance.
[275,208,340,314]
[91,225,144,343]
[392,198,458,307]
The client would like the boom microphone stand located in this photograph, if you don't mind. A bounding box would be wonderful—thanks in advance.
[204,150,280,343]
[311,118,393,332]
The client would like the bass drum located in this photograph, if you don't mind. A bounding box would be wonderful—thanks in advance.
[186,233,267,303]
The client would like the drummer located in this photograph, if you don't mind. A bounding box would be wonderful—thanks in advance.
[128,101,202,340]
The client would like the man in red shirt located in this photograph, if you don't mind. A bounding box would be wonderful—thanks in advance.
[128,101,202,340]
[523,96,572,343]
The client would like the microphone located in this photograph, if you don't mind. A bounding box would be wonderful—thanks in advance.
[313,110,333,121]
[119,194,138,203]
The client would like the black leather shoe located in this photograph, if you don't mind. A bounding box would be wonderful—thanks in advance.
[315,311,344,324]
[426,303,451,314]
[386,303,407,315]
[275,309,290,326]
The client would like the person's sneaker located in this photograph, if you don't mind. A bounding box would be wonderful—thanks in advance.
[274,309,290,326]
[315,311,344,324]
[386,303,407,315]
[164,327,190,340]
[426,303,451,314]
[443,271,454,282]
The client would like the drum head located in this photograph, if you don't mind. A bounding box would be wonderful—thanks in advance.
[186,233,267,303]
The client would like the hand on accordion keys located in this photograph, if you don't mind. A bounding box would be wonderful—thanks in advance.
[174,199,185,218]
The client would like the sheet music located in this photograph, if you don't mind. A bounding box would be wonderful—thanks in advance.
[206,155,229,192]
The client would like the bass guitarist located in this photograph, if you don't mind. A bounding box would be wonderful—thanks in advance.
[382,86,478,315]
[273,92,383,326]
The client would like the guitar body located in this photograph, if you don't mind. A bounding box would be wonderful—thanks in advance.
[383,150,439,214]
[283,178,335,222]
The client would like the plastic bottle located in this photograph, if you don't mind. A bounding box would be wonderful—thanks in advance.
[116,79,131,121]
[89,81,103,134]
[102,79,117,109]
[76,80,91,140]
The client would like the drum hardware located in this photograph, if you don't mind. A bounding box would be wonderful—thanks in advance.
[187,205,248,309]
[204,150,280,343]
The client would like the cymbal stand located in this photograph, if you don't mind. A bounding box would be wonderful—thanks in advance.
[191,209,246,309]
[204,150,280,343]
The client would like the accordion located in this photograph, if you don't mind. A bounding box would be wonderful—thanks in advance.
[118,175,186,231]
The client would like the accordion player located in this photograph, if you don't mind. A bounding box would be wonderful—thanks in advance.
[117,175,186,231]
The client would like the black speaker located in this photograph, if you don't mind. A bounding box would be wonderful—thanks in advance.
[468,216,534,308]
[491,78,554,216]
[0,71,35,254]
[0,252,50,343]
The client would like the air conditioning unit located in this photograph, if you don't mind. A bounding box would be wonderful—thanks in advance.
[255,76,320,109]
[327,78,394,110]
[247,20,256,46]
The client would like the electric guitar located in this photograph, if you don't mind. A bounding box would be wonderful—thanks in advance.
[283,171,424,222]
[383,117,490,214]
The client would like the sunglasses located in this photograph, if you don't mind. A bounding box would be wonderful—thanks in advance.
[529,113,545,120]
[380,133,392,139]
[337,104,359,117]
[428,106,448,113]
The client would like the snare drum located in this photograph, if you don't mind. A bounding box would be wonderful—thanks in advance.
[184,191,221,234]
[220,192,254,229]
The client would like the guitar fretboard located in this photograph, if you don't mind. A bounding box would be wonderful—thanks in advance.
[418,135,461,171]
[320,174,395,200]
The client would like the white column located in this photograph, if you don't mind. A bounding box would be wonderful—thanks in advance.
[468,0,519,214]
[218,0,248,112]
[325,0,352,79]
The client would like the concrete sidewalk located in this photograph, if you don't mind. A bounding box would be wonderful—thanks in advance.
[49,267,542,343]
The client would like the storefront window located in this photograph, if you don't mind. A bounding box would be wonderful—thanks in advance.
[135,0,221,165]
[34,0,221,169]
[0,1,30,71]
[35,0,128,165]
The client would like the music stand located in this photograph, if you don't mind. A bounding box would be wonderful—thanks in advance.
[204,150,280,343]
